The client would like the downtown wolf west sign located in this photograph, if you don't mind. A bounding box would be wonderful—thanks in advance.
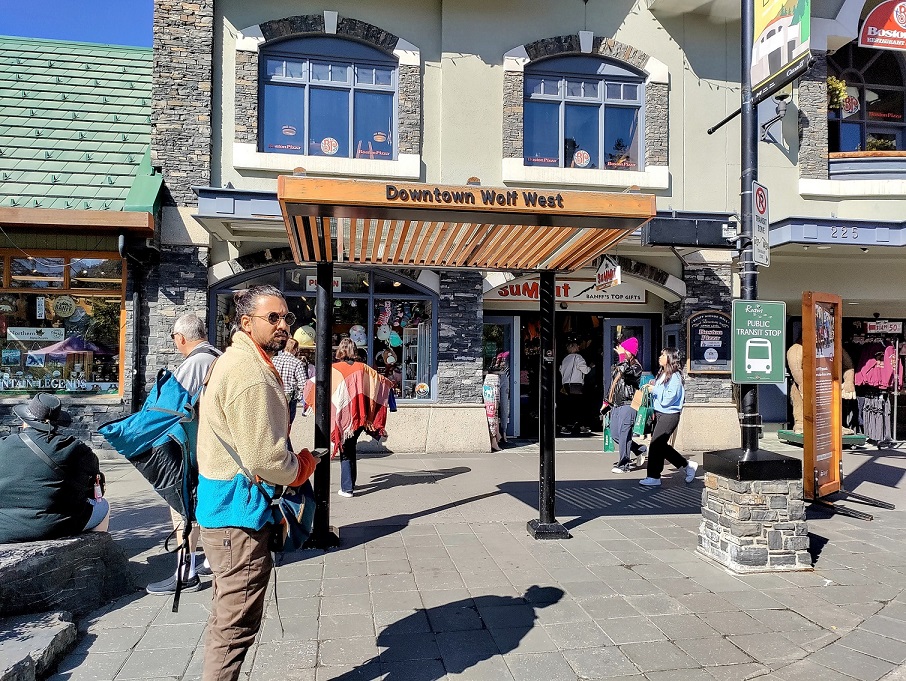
[751,0,812,102]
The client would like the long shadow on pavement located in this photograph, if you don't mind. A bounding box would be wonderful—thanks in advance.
[329,586,565,681]
[354,466,471,497]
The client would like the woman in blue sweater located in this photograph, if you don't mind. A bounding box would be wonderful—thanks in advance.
[639,348,699,486]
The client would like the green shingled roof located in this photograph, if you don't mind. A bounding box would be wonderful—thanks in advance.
[0,36,157,212]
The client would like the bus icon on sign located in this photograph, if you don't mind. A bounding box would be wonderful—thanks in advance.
[745,338,772,374]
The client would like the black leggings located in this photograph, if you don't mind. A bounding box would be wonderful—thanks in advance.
[646,411,688,479]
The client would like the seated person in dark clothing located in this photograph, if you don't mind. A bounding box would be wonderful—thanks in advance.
[0,393,109,544]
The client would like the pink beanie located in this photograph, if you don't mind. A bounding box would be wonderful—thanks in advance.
[621,337,639,357]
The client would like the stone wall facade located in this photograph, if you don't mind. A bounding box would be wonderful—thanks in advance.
[139,245,210,397]
[699,473,811,572]
[798,51,828,181]
[235,14,421,155]
[681,257,733,403]
[152,0,214,207]
[502,35,668,169]
[437,271,483,404]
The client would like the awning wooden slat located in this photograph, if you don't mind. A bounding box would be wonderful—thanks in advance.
[375,220,399,262]
[321,217,333,261]
[277,176,655,272]
[392,220,412,263]
[402,221,423,264]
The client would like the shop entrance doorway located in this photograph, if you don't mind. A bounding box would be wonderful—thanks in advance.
[603,318,654,387]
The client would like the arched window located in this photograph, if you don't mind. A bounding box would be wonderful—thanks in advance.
[523,55,644,170]
[259,36,398,160]
[211,265,437,401]
[828,43,906,152]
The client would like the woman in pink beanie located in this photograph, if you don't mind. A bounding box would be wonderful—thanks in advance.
[604,337,647,473]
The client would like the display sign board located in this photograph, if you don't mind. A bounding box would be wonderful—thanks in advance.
[7,327,65,342]
[305,276,342,293]
[595,255,621,290]
[867,320,903,334]
[751,0,812,102]
[802,291,843,500]
[688,311,731,374]
[731,300,786,384]
[859,0,906,51]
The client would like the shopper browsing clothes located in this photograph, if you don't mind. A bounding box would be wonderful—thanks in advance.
[639,348,699,487]
[605,337,647,473]
[559,342,592,435]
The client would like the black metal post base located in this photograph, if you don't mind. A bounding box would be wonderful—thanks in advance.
[303,526,341,550]
[527,519,571,540]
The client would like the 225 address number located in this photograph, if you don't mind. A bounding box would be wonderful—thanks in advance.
[830,226,858,239]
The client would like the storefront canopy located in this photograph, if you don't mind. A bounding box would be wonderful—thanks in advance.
[277,176,656,273]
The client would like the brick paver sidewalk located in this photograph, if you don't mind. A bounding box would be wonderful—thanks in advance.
[50,435,906,680]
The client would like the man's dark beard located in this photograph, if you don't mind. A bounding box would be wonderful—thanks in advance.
[263,335,288,354]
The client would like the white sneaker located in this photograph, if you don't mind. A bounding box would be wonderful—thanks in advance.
[611,464,629,474]
[639,477,661,487]
[684,460,699,483]
[337,490,354,498]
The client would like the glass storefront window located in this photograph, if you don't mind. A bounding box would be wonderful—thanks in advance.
[213,265,437,401]
[373,298,433,399]
[70,258,123,290]
[0,291,122,395]
[11,258,64,289]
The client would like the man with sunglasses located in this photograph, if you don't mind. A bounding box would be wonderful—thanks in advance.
[196,285,316,681]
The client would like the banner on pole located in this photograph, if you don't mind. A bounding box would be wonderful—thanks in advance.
[751,0,812,102]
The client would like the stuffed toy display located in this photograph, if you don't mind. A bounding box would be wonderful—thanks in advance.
[787,341,856,435]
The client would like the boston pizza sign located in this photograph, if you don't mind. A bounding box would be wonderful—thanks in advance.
[860,0,906,51]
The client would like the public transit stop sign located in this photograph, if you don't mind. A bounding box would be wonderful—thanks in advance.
[731,300,786,384]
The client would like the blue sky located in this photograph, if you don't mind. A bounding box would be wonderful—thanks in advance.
[0,0,153,47]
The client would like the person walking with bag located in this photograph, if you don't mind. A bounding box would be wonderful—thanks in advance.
[605,337,647,473]
[559,342,592,435]
[639,348,699,487]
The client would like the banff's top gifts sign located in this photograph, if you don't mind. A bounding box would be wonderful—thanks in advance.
[860,1,906,51]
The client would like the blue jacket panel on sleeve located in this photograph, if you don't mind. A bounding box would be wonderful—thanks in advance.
[651,373,685,414]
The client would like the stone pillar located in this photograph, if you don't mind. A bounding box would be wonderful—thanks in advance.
[699,472,811,572]
[436,270,483,404]
[138,245,209,398]
[798,52,829,181]
[152,0,214,207]
[675,250,738,451]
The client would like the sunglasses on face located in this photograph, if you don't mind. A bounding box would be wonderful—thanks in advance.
[250,312,296,326]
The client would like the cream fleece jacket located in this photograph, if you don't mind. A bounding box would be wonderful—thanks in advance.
[197,331,299,486]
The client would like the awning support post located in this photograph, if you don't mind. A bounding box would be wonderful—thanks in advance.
[305,260,341,550]
[528,270,570,540]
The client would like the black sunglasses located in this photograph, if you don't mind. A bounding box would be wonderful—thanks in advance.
[250,312,296,326]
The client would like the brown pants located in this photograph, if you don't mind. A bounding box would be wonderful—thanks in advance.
[200,526,272,681]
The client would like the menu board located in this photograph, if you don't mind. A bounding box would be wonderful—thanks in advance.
[687,311,731,373]
[803,292,843,500]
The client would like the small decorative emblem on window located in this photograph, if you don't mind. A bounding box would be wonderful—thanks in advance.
[573,149,591,168]
[321,137,339,155]
[282,126,297,136]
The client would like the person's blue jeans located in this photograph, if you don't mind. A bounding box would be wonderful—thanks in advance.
[339,429,363,493]
[610,404,644,466]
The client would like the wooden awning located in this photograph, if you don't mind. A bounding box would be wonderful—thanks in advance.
[277,176,655,272]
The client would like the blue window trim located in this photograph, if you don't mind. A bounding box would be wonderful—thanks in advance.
[524,56,646,170]
[258,37,400,160]
[209,264,439,402]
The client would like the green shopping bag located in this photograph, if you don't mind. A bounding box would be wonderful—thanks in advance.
[603,413,615,452]
[632,391,651,437]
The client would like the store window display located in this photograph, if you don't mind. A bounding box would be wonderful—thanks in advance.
[0,253,124,396]
[211,265,437,401]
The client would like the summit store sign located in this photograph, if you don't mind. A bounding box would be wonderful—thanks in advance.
[485,276,646,305]
[386,185,566,209]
